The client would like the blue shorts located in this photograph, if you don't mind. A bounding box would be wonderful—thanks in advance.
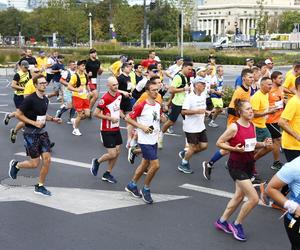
[14,94,24,109]
[139,143,158,161]
[24,132,51,159]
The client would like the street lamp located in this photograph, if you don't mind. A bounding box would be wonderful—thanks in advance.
[17,23,21,48]
[88,12,92,49]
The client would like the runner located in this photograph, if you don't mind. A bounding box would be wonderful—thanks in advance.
[214,99,271,241]
[178,76,208,174]
[109,55,127,77]
[140,50,157,69]
[86,48,103,112]
[19,49,37,70]
[90,76,125,184]
[266,71,284,171]
[125,79,166,204]
[251,66,261,96]
[165,56,183,84]
[45,51,58,84]
[4,60,31,143]
[8,74,62,196]
[283,61,300,101]
[266,157,300,250]
[36,50,47,76]
[47,55,65,99]
[202,68,253,179]
[67,60,90,136]
[234,58,254,88]
[159,61,193,148]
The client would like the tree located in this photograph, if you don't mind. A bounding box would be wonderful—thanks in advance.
[256,0,268,35]
[278,11,300,33]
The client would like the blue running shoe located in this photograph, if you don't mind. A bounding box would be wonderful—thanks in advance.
[141,187,153,204]
[178,162,193,174]
[34,184,51,196]
[9,160,19,179]
[214,219,232,234]
[178,150,186,160]
[90,158,100,176]
[229,223,247,241]
[102,172,117,184]
[125,182,141,198]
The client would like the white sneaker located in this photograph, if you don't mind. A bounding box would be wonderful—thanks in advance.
[208,121,218,128]
[72,128,82,136]
[71,118,76,129]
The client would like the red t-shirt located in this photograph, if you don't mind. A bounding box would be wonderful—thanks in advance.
[140,59,157,69]
[97,92,122,131]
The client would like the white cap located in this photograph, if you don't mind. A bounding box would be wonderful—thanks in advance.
[265,59,273,64]
[192,76,206,85]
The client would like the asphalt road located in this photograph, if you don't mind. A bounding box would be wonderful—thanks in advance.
[0,69,290,250]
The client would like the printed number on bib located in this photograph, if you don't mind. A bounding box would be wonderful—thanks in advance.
[244,138,257,152]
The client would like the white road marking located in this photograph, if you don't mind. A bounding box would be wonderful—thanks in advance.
[0,185,188,214]
[0,104,8,107]
[15,152,90,169]
[0,94,8,96]
[179,183,267,207]
[119,126,181,137]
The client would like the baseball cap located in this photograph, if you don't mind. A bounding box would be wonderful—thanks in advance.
[148,64,158,71]
[57,55,64,59]
[77,60,86,66]
[246,58,254,62]
[89,48,97,54]
[265,59,273,64]
[196,66,207,73]
[39,50,45,55]
[192,76,206,85]
[20,60,29,68]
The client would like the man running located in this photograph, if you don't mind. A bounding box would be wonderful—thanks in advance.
[90,76,124,184]
[125,79,166,204]
[8,74,62,196]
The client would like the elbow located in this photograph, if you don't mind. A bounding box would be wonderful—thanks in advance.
[278,119,284,128]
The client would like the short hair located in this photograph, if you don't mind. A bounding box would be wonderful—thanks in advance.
[145,78,158,91]
[33,74,45,85]
[295,76,300,89]
[134,63,141,70]
[256,61,266,69]
[149,76,160,82]
[182,61,193,68]
[260,76,271,85]
[149,50,155,55]
[271,71,282,81]
[216,65,223,72]
[127,56,134,62]
[69,60,76,64]
[234,99,248,117]
[294,62,300,70]
[251,66,260,73]
[241,68,253,78]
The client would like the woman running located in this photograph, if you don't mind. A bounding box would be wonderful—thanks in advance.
[214,99,272,241]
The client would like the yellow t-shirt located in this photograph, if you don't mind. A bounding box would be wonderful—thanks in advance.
[23,79,36,96]
[14,70,31,96]
[281,95,300,150]
[69,72,88,99]
[36,56,47,76]
[250,90,269,128]
[283,69,297,100]
[110,61,122,77]
[129,71,136,90]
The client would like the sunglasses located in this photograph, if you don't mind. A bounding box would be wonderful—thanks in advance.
[152,70,159,73]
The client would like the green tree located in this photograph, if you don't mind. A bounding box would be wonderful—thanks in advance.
[278,11,300,33]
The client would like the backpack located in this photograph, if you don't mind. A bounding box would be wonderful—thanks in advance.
[75,73,88,88]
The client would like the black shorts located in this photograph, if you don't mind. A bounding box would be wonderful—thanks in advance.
[46,74,54,83]
[13,94,24,109]
[206,97,214,111]
[168,103,182,122]
[24,132,51,159]
[283,149,300,162]
[266,123,281,139]
[185,130,208,144]
[101,130,122,148]
[228,159,254,181]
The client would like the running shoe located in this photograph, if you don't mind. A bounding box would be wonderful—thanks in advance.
[72,128,82,136]
[178,150,186,160]
[55,109,61,118]
[90,158,100,176]
[8,160,19,179]
[259,182,271,206]
[67,119,73,125]
[167,126,174,134]
[202,161,212,180]
[127,147,136,164]
[208,120,219,128]
[10,128,17,143]
[271,161,283,171]
[3,113,10,125]
[214,219,232,234]
[140,187,153,204]
[125,182,142,198]
[251,175,263,185]
[50,142,55,148]
[34,184,51,196]
[229,223,247,241]
[102,172,117,184]
[178,162,193,174]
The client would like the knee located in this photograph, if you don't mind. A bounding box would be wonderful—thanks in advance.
[151,162,160,171]
[201,143,208,151]
[109,151,118,159]
[31,159,41,168]
[249,194,259,205]
[43,156,51,166]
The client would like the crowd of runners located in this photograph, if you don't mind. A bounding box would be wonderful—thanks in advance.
[2,48,300,249]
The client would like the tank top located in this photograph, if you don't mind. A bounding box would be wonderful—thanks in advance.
[228,122,256,170]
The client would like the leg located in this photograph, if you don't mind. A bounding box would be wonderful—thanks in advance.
[39,152,51,185]
[254,145,273,161]
[89,90,98,110]
[106,146,121,172]
[161,119,174,133]
[98,147,119,164]
[132,159,150,183]
[144,159,160,187]
[272,138,281,162]
[17,157,40,169]
[14,122,25,133]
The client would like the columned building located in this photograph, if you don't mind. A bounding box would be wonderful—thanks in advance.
[192,0,300,36]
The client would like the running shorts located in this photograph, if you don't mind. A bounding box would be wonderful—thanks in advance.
[101,131,122,148]
[24,132,51,158]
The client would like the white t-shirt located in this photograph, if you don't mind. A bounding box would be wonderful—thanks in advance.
[167,64,182,78]
[129,100,161,145]
[46,57,56,74]
[182,91,206,133]
[135,77,148,92]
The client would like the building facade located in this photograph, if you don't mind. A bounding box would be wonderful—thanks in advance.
[192,0,300,36]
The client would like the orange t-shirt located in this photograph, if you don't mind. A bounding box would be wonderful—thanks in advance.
[266,86,284,124]
[136,92,163,105]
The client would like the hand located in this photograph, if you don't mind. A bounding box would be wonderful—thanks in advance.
[123,92,130,98]
[141,125,152,133]
[184,85,190,92]
[34,121,44,129]
[111,117,119,124]
[234,143,245,153]
[77,87,84,93]
[264,137,273,146]
[295,205,300,218]
[88,72,93,77]
[53,117,62,124]
[268,108,277,114]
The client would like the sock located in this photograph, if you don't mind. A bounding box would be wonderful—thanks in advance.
[182,159,188,165]
[234,221,240,226]
[209,150,223,166]
[143,186,150,190]
[15,163,20,169]
[38,183,44,187]
[219,217,225,223]
[69,108,76,119]
[130,181,137,186]
[59,106,68,116]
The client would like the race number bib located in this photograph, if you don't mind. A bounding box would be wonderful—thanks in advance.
[91,78,97,84]
[36,115,46,124]
[244,138,257,152]
[127,82,132,91]
[275,100,283,109]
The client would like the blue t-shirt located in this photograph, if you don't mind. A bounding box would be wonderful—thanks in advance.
[235,75,242,89]
[277,157,300,203]
[52,63,65,82]
[211,76,224,99]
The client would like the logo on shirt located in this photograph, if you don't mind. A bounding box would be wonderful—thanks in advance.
[152,111,158,122]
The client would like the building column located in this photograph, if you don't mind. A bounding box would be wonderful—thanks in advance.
[205,20,209,36]
[218,19,221,35]
[246,18,249,36]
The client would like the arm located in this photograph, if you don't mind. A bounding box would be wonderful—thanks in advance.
[278,117,300,141]
[125,116,152,133]
[181,108,206,116]
[169,85,188,94]
[15,109,43,128]
[253,108,276,118]
[60,77,69,87]
[216,123,244,152]
[93,107,119,123]
[11,80,24,91]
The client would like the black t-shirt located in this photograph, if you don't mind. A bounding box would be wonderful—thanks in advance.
[19,56,37,66]
[85,59,101,79]
[117,73,131,111]
[19,92,49,131]
[135,74,143,84]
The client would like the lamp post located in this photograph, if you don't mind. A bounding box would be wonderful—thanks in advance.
[18,23,21,48]
[88,12,92,49]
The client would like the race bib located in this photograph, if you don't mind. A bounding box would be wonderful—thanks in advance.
[217,86,223,91]
[79,88,87,96]
[110,112,120,128]
[127,82,132,91]
[275,100,283,109]
[91,78,97,84]
[244,138,257,152]
[36,115,46,124]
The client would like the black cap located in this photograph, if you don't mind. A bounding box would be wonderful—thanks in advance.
[121,62,131,69]
[148,64,158,71]
[89,48,97,54]
[77,60,86,66]
[208,54,216,59]
[175,56,183,61]
[57,55,64,59]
